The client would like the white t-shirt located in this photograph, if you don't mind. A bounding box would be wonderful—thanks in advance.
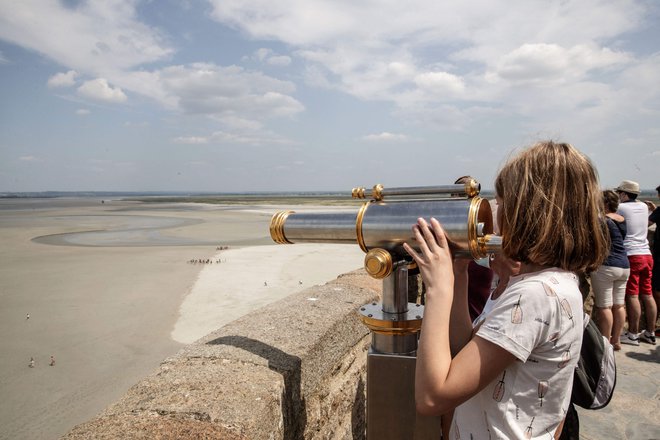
[617,201,652,256]
[450,269,583,440]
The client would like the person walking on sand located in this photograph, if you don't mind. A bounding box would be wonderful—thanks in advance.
[616,180,657,345]
[28,357,35,368]
[26,313,30,320]
[49,355,55,366]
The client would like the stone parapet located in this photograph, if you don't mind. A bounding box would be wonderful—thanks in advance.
[63,269,381,439]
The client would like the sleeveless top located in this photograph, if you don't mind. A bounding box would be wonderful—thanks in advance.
[604,217,629,268]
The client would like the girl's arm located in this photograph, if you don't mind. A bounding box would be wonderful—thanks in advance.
[448,258,473,355]
[404,218,517,416]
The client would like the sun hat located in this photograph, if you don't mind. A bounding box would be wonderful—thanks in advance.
[615,180,640,195]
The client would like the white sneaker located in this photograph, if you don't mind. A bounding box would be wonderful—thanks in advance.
[620,331,640,346]
[639,330,656,345]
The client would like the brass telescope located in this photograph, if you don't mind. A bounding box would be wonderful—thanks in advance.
[270,179,502,279]
[269,180,502,439]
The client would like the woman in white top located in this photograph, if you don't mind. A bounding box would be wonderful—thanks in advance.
[405,141,609,439]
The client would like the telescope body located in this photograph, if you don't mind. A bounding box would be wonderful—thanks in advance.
[271,197,499,261]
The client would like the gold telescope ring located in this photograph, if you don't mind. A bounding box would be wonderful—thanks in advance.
[269,210,294,244]
[356,201,370,253]
[467,198,483,259]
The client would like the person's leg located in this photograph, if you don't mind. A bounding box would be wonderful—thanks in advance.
[611,268,629,349]
[625,257,642,334]
[653,258,660,306]
[640,295,657,334]
[639,255,657,342]
[655,288,660,335]
[611,304,626,349]
[595,307,613,340]
[626,295,641,334]
[591,266,614,340]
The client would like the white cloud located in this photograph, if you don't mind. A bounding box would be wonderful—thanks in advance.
[173,128,294,146]
[267,55,292,66]
[124,121,149,127]
[206,129,293,146]
[0,1,173,75]
[254,48,272,61]
[361,132,410,142]
[491,44,631,84]
[18,155,40,162]
[414,72,465,95]
[76,108,90,116]
[173,136,208,144]
[158,63,303,118]
[77,78,127,103]
[48,70,79,88]
[206,0,651,128]
[250,48,292,66]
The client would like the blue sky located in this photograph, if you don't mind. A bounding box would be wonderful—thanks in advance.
[0,0,658,192]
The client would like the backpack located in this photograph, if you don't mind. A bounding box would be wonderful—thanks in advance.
[571,314,616,409]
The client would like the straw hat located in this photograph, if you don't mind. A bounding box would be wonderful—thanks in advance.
[615,180,640,195]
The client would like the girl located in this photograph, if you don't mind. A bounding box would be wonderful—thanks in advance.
[404,141,608,439]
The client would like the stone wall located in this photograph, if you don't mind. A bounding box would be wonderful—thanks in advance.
[63,269,381,439]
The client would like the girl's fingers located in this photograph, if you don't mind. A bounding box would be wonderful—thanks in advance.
[429,217,448,248]
[402,242,420,262]
[412,224,432,258]
[417,218,439,253]
[405,218,450,263]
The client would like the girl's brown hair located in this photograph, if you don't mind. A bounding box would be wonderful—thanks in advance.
[494,141,608,273]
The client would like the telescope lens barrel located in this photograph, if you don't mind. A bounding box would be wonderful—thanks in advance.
[270,197,498,260]
[271,210,358,244]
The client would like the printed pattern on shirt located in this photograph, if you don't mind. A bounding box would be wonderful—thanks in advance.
[451,269,583,439]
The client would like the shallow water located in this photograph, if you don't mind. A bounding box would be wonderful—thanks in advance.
[31,215,211,247]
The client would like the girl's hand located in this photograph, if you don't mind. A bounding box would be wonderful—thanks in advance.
[403,217,454,293]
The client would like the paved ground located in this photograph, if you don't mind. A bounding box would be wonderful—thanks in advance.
[578,340,659,440]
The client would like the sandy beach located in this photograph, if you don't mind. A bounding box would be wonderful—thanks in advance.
[0,198,364,440]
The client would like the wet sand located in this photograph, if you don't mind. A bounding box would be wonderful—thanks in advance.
[0,198,364,440]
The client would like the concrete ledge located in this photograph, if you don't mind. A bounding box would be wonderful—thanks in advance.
[63,269,381,439]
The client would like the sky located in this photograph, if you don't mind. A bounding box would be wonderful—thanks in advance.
[0,0,658,193]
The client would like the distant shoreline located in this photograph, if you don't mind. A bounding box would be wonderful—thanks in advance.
[126,194,369,206]
[2,190,657,206]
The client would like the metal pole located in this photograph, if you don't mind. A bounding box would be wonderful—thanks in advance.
[360,264,441,439]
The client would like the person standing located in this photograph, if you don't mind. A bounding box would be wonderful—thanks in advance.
[590,190,630,350]
[647,184,660,335]
[616,180,656,345]
[408,142,608,439]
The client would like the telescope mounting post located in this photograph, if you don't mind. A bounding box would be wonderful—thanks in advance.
[359,259,441,439]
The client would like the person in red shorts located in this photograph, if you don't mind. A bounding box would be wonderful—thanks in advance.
[616,180,656,345]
